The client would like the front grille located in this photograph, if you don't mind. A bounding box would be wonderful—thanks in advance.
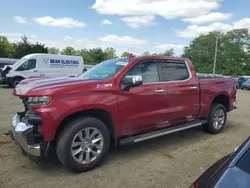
[19,97,44,143]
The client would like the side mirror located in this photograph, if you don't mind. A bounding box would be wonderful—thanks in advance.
[122,75,143,91]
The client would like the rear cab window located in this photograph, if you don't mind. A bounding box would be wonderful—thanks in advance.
[158,60,190,82]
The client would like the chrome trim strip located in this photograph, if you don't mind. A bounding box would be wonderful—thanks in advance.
[134,122,202,143]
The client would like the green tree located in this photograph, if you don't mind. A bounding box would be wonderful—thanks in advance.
[48,47,60,54]
[87,48,107,64]
[163,48,175,56]
[30,42,48,54]
[141,51,150,56]
[0,36,16,58]
[121,51,130,57]
[104,47,117,59]
[182,29,250,75]
[13,36,32,58]
[61,46,76,55]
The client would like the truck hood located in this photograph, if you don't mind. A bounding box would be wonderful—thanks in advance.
[14,77,100,96]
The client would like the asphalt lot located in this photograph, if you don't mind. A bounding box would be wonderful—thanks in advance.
[0,87,249,188]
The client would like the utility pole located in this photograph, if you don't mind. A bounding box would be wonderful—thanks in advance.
[213,36,218,74]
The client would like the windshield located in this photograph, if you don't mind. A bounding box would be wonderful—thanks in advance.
[11,57,27,69]
[80,58,131,80]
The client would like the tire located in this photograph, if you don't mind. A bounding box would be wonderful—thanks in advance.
[203,103,227,134]
[11,78,23,88]
[56,117,110,173]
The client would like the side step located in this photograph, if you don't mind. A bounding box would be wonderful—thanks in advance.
[119,119,207,146]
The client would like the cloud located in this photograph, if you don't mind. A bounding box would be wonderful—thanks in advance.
[177,17,250,38]
[233,18,250,29]
[176,22,232,38]
[121,15,156,28]
[92,0,220,19]
[154,44,186,55]
[98,35,147,45]
[182,12,232,24]
[13,16,29,24]
[0,33,23,39]
[1,32,188,56]
[100,19,112,26]
[33,16,86,28]
[154,44,186,50]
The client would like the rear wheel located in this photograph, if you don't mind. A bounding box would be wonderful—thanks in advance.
[56,117,110,172]
[203,103,227,134]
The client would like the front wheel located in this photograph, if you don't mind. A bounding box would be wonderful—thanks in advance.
[11,78,23,88]
[56,117,110,172]
[203,103,227,134]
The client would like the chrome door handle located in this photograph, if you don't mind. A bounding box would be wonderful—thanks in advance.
[155,89,165,93]
[190,86,198,89]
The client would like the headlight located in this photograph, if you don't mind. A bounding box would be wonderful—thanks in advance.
[27,96,52,106]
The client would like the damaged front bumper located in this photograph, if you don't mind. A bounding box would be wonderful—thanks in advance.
[10,113,49,157]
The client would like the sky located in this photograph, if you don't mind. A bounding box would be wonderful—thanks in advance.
[0,0,250,56]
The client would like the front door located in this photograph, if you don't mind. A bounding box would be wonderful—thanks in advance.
[16,59,39,78]
[117,59,170,135]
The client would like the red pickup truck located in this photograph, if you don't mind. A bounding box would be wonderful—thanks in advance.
[10,56,237,172]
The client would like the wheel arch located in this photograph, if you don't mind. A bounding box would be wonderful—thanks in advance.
[211,94,230,112]
[55,108,118,146]
[10,76,25,87]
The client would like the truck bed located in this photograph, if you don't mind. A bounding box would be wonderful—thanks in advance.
[197,73,230,79]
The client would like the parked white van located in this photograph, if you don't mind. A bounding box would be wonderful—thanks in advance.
[0,53,84,87]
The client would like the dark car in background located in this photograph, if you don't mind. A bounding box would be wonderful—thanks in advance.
[190,137,250,188]
[240,79,250,90]
[237,76,250,88]
[0,58,17,70]
[0,58,18,84]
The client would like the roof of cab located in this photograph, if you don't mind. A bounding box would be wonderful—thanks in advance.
[130,55,189,62]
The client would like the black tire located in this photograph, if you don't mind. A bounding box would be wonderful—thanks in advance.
[11,78,23,88]
[56,117,110,173]
[203,103,227,134]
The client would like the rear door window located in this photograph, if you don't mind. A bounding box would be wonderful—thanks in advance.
[159,60,190,82]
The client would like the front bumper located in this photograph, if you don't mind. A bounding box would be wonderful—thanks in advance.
[10,113,44,157]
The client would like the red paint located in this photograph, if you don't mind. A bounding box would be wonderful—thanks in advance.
[13,56,237,142]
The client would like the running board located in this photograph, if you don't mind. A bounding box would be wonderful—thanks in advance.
[119,119,207,146]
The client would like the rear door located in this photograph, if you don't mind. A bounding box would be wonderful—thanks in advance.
[158,59,200,123]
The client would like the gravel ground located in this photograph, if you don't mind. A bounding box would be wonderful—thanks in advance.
[0,87,249,188]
